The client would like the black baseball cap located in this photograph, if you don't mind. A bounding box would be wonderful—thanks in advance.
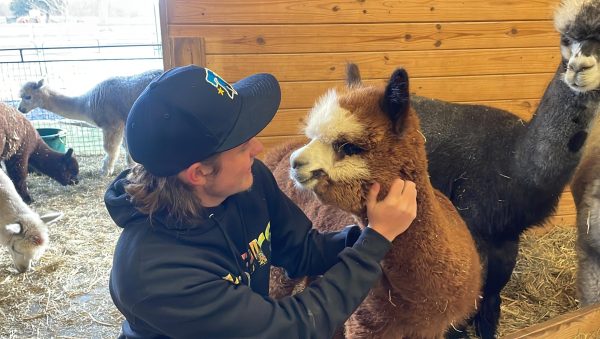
[126,65,281,177]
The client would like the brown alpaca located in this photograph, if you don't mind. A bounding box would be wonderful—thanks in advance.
[570,120,600,306]
[265,67,482,338]
[0,103,79,204]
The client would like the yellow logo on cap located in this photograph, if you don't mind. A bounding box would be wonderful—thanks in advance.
[205,69,238,99]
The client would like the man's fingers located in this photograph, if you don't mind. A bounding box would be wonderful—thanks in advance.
[366,182,381,210]
[388,178,406,196]
[403,181,416,198]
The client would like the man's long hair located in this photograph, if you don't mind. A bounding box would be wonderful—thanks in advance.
[125,155,221,225]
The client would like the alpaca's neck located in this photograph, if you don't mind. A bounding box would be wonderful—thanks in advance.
[29,140,66,182]
[378,162,452,285]
[392,127,440,233]
[404,167,439,232]
[0,172,31,217]
[514,61,600,189]
[43,89,96,125]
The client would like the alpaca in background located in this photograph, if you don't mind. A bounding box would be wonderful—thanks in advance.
[0,168,62,273]
[268,66,481,339]
[0,102,79,204]
[18,69,162,176]
[406,1,600,336]
[271,0,600,335]
[571,119,600,306]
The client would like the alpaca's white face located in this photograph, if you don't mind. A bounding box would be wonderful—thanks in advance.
[4,212,59,273]
[5,221,49,273]
[18,80,46,113]
[561,38,600,93]
[554,0,600,93]
[289,89,372,212]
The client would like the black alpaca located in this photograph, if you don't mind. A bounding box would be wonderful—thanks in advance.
[409,1,600,337]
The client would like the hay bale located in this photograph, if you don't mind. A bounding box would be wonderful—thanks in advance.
[498,225,579,337]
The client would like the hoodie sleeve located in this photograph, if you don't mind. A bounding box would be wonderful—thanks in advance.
[254,160,362,278]
[131,227,391,339]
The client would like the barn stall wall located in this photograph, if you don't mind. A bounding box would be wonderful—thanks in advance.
[158,0,575,227]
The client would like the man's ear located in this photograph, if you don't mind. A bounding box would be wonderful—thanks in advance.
[179,162,211,186]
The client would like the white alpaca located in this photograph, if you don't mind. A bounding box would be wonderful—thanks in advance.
[0,169,62,273]
[18,69,162,176]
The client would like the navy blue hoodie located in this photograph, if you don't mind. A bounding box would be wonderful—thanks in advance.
[104,160,391,339]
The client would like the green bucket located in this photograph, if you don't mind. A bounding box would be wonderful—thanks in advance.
[37,128,67,153]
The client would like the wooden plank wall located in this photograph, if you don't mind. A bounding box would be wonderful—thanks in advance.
[503,304,600,338]
[159,0,576,227]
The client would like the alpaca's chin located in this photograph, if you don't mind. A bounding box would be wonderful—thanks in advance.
[312,184,364,217]
[290,171,317,190]
[563,70,600,93]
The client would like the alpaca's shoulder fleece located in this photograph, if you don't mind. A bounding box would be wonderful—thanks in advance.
[572,121,600,205]
[0,103,39,160]
[88,69,163,119]
[0,167,30,216]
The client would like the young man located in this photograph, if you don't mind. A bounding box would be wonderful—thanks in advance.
[104,65,417,339]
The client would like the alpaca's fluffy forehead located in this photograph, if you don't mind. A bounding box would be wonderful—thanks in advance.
[555,0,600,38]
[20,81,44,96]
[20,82,36,94]
[304,89,365,142]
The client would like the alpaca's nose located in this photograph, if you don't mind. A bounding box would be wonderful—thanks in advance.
[568,58,594,73]
[290,151,305,169]
[15,262,30,273]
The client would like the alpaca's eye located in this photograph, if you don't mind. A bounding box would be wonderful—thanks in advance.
[562,35,578,46]
[334,142,364,157]
[23,96,31,100]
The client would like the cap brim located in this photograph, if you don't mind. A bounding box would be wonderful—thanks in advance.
[214,73,281,153]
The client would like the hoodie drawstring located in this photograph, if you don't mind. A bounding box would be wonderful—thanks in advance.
[209,213,249,286]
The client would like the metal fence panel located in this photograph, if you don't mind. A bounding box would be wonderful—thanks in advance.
[1,44,163,156]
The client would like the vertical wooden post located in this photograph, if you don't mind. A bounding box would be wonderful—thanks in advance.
[158,0,171,70]
[170,37,207,67]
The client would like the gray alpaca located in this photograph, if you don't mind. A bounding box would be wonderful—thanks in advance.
[571,120,600,307]
[408,1,600,337]
[18,69,163,176]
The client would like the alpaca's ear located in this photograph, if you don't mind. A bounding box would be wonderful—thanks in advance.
[64,148,73,158]
[382,68,410,134]
[5,223,21,235]
[346,63,362,88]
[35,79,45,89]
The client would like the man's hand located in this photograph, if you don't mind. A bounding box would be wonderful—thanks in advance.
[366,178,417,242]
